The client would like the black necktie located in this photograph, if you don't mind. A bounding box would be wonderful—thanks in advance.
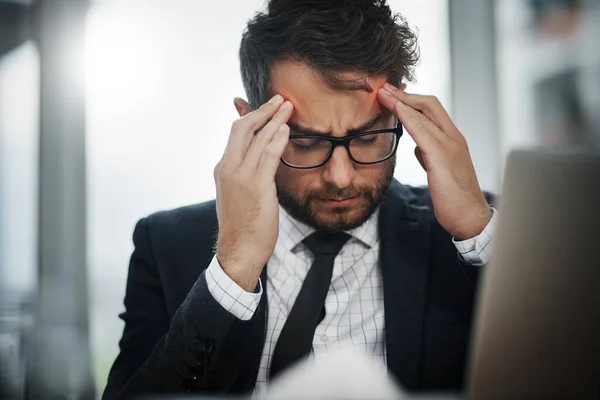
[269,231,351,380]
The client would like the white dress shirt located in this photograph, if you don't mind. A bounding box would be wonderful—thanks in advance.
[206,205,497,396]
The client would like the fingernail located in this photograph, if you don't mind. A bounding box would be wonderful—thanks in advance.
[280,101,292,110]
[269,94,283,104]
[384,83,397,91]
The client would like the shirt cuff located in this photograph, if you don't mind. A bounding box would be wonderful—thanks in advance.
[205,255,263,320]
[452,207,498,266]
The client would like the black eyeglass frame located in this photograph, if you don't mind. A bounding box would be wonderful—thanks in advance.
[281,121,404,169]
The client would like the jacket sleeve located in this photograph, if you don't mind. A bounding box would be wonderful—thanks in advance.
[102,217,264,399]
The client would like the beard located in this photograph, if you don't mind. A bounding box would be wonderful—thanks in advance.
[276,157,396,232]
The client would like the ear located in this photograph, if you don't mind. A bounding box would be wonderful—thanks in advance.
[400,82,407,91]
[233,97,252,117]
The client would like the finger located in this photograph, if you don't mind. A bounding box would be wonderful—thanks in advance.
[378,87,446,152]
[257,124,289,178]
[242,101,294,170]
[240,95,287,132]
[234,97,252,117]
[223,94,284,167]
[414,146,427,171]
[383,83,458,137]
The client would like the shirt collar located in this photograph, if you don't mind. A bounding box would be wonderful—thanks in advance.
[278,205,380,252]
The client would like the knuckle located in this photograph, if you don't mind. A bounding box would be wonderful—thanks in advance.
[252,130,268,145]
[414,120,427,132]
[263,146,281,159]
[258,101,272,112]
[426,95,439,105]
[460,136,471,151]
[452,138,468,153]
[245,115,266,131]
[422,95,440,111]
[218,161,235,177]
[256,102,276,117]
[231,118,244,131]
[414,110,428,123]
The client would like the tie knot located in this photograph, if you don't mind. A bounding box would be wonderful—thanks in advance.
[302,231,351,256]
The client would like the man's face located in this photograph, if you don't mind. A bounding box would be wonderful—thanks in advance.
[271,61,396,231]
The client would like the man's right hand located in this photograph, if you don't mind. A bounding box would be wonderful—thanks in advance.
[213,94,294,292]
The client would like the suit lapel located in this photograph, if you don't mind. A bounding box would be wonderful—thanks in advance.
[379,181,432,390]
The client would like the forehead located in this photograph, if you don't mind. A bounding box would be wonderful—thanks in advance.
[270,60,388,134]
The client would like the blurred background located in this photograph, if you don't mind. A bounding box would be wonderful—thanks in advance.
[0,0,599,398]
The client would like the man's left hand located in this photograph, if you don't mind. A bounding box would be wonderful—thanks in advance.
[378,83,491,240]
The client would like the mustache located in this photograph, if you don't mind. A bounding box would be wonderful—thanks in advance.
[305,185,374,201]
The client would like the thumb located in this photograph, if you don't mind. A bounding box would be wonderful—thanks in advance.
[414,146,427,171]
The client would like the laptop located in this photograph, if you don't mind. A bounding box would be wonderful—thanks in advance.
[467,149,600,398]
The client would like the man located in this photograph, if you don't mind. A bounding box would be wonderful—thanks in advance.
[103,0,496,398]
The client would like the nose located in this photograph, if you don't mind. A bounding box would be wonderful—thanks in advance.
[321,146,355,189]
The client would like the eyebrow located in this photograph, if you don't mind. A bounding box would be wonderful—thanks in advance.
[287,113,386,137]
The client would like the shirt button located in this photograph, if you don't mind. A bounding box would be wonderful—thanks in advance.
[320,334,329,343]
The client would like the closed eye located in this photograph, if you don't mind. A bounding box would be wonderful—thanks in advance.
[352,134,379,146]
[289,137,330,151]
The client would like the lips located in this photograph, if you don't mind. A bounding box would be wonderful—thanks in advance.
[325,197,356,202]
[320,196,358,206]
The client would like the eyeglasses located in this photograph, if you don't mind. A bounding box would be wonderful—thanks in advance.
[281,122,403,169]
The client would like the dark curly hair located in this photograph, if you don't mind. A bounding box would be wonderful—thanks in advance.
[239,0,420,109]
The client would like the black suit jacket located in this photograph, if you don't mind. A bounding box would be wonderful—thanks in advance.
[103,181,493,399]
